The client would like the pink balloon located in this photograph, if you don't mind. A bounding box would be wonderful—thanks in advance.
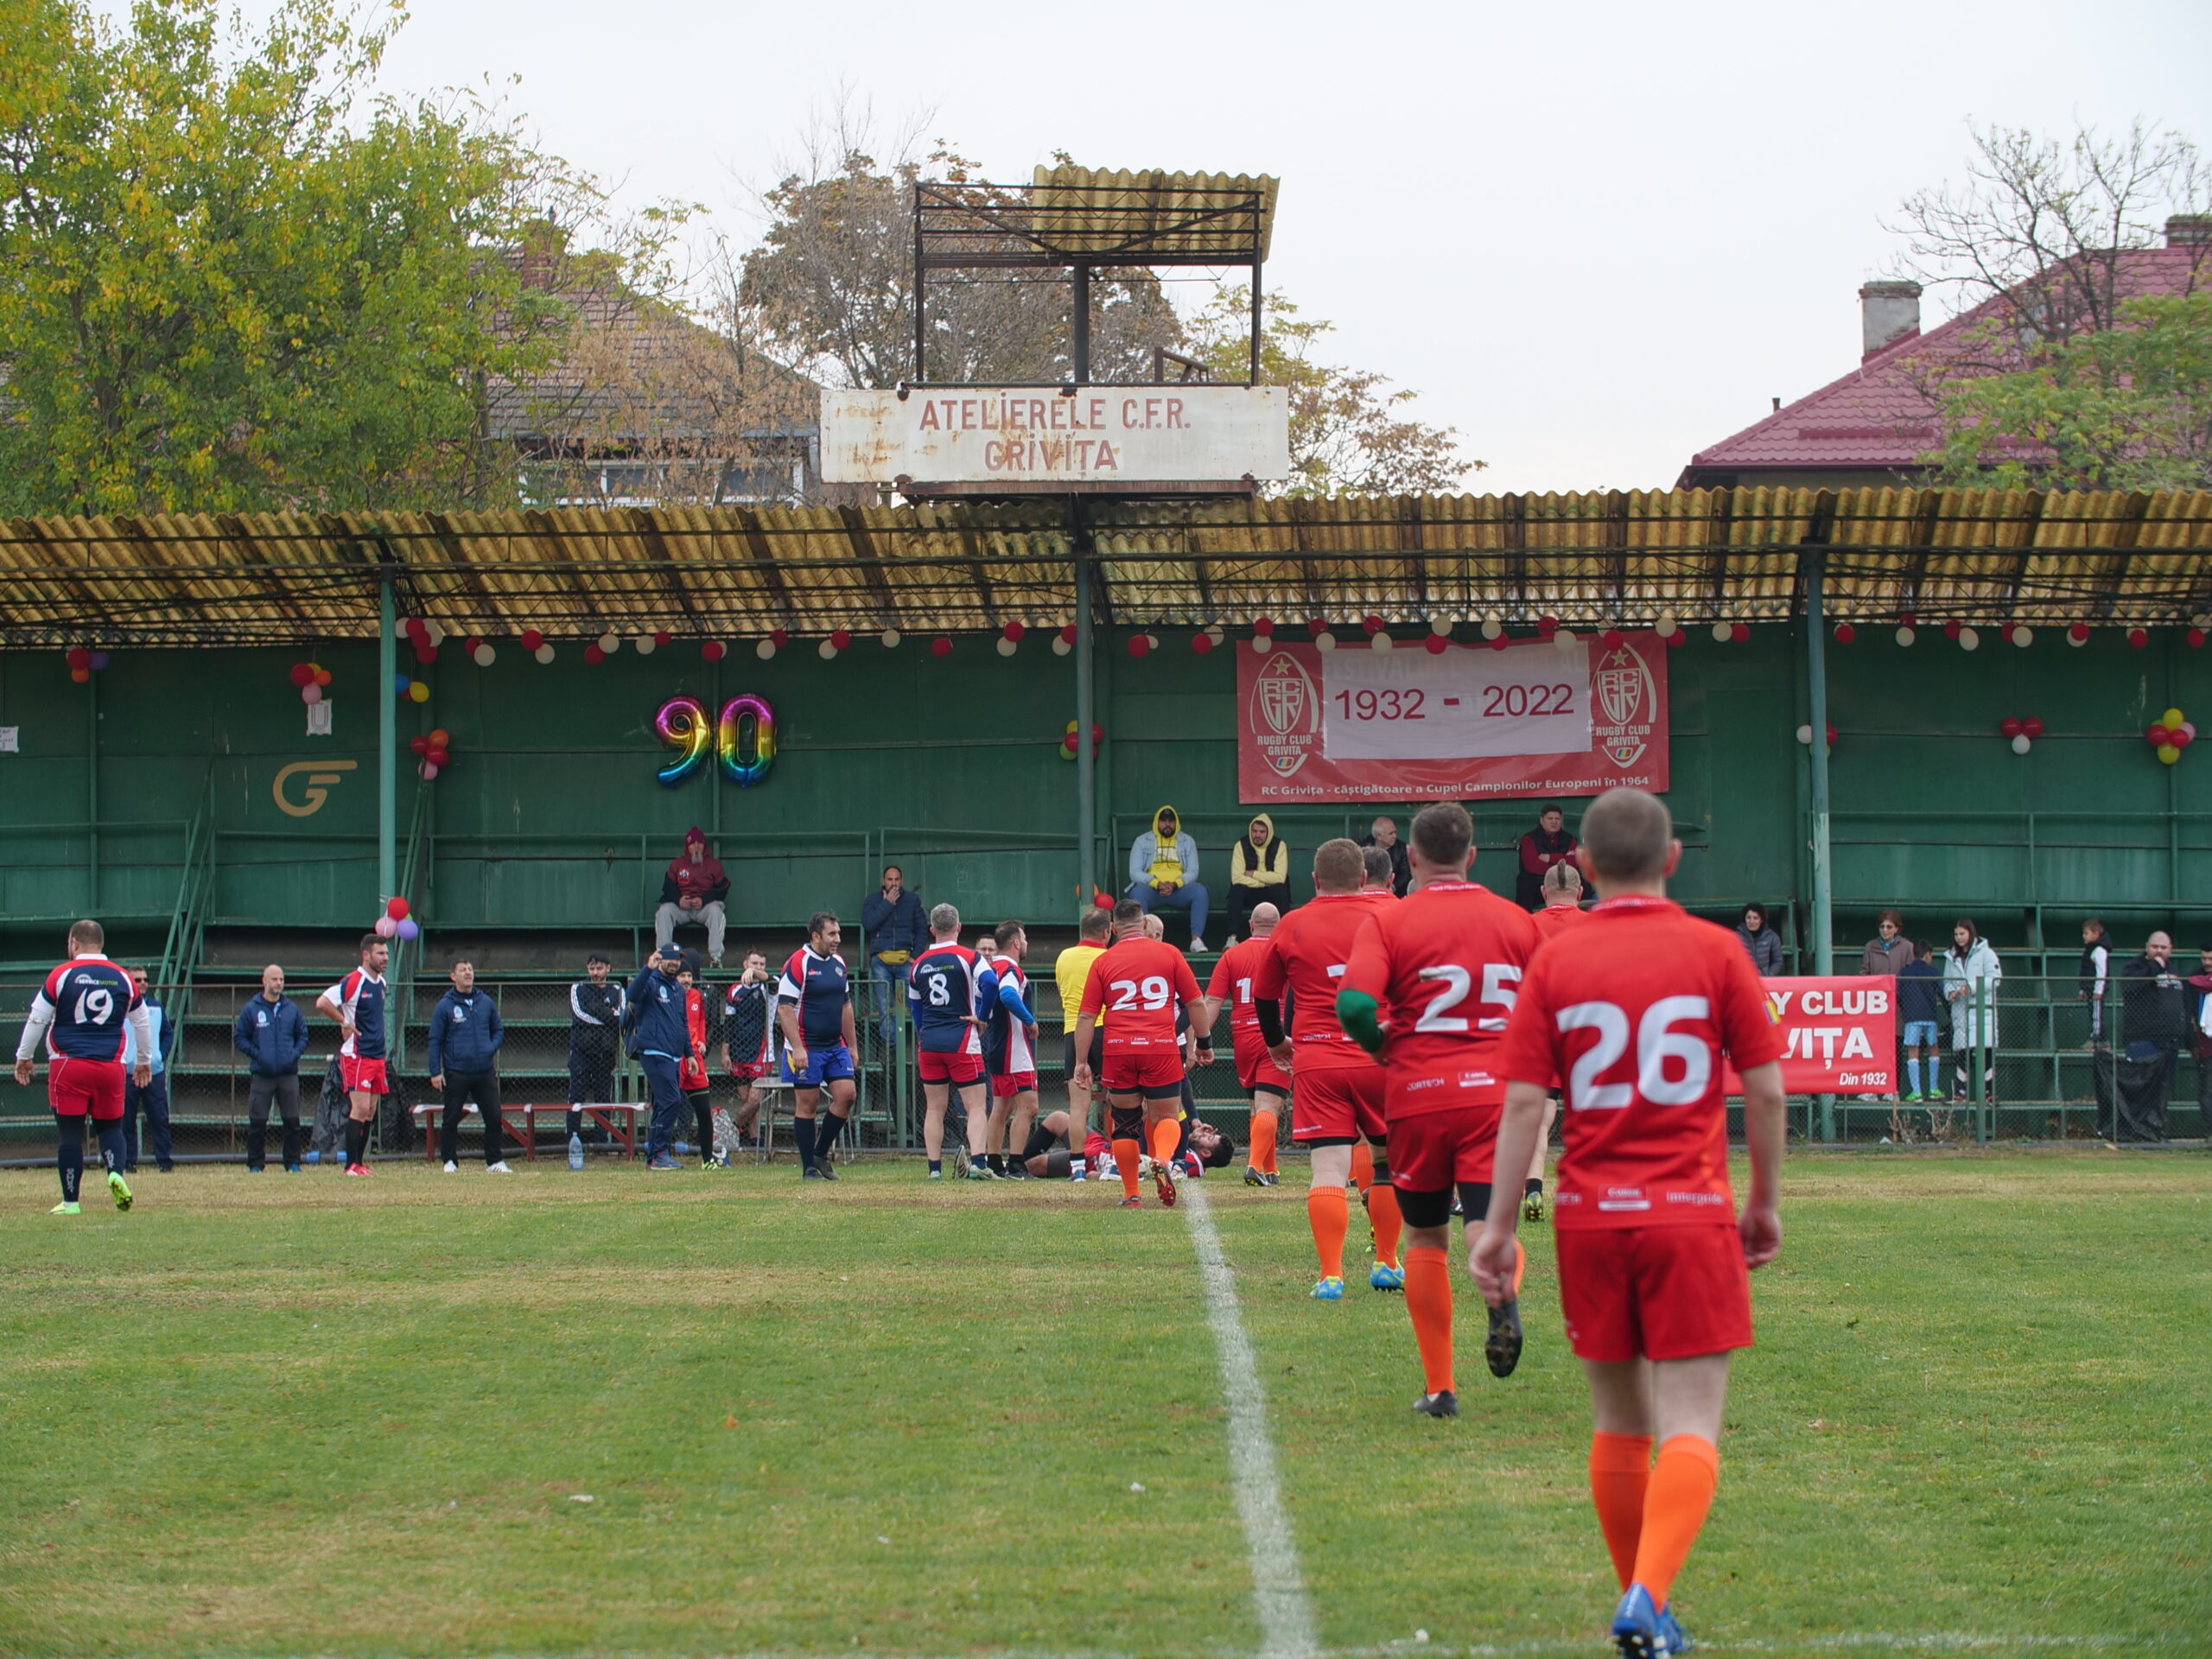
[301,683,322,704]
[420,760,440,781]
[373,916,398,938]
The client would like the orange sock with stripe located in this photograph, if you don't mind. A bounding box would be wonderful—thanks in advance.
[1250,1109,1278,1173]
[1113,1138,1141,1198]
[1511,1236,1527,1298]
[1588,1432,1654,1590]
[1349,1141,1373,1195]
[1403,1244,1454,1393]
[1630,1434,1719,1605]
[1306,1185,1348,1280]
[1148,1116,1180,1167]
[1366,1174,1403,1269]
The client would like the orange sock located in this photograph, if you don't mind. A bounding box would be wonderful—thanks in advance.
[1404,1244,1453,1394]
[1511,1236,1526,1298]
[1306,1185,1348,1280]
[1366,1176,1403,1269]
[1148,1116,1180,1167]
[1113,1138,1141,1199]
[1589,1432,1655,1590]
[1630,1434,1719,1606]
[1250,1109,1278,1173]
[1349,1141,1374,1195]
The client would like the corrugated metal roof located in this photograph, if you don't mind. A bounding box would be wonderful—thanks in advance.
[2,487,2208,646]
[1027,165,1277,264]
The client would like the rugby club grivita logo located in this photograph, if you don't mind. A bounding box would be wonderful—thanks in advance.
[1594,642,1656,770]
[1249,651,1320,778]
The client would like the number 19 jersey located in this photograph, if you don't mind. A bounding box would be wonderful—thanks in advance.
[1249,894,1385,1075]
[33,955,142,1062]
[1342,880,1538,1116]
[1078,937,1200,1055]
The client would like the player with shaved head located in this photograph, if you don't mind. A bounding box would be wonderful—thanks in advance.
[1205,900,1288,1186]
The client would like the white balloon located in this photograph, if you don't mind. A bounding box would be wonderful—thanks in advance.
[1430,617,1452,636]
[1895,626,1916,647]
[473,644,496,667]
[633,635,655,656]
[819,639,840,659]
[1656,610,1678,635]
[1315,632,1338,652]
[423,620,444,646]
[1370,632,1394,652]
[1959,626,1980,652]
[1554,628,1579,652]
[1712,621,1733,643]
[597,632,620,654]
[1252,635,1273,654]
[1051,636,1071,657]
[2011,734,2032,755]
[1796,724,1814,745]
[2067,628,2088,648]
[880,628,901,648]
[995,638,1017,657]
[533,644,555,664]
[2012,625,2034,648]
[756,640,777,660]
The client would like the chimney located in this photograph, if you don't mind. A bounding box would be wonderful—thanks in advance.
[2167,215,2212,247]
[1859,280,1922,359]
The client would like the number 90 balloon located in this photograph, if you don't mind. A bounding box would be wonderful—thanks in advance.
[654,693,777,788]
[717,694,776,787]
[654,696,714,786]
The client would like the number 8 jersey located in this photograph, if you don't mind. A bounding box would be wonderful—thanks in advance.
[1496,895,1783,1228]
[29,953,143,1061]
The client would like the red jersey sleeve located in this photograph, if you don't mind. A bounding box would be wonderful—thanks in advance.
[1715,942,1785,1069]
[1497,951,1563,1090]
[1205,955,1236,1000]
[1078,956,1109,1019]
[1340,912,1390,1003]
[1171,955,1202,1007]
[1250,923,1289,1000]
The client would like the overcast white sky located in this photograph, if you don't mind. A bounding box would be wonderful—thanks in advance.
[246,0,2212,491]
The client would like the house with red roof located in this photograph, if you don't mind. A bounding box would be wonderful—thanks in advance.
[1680,218,2210,490]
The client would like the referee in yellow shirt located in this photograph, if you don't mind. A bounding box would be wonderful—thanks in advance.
[1053,906,1113,1143]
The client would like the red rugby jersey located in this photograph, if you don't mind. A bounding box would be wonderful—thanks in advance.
[1497,895,1783,1228]
[1205,936,1276,1039]
[1079,937,1201,1055]
[1251,893,1389,1076]
[1342,880,1539,1113]
[1531,902,1591,945]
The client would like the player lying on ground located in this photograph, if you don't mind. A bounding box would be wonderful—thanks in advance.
[1014,1108,1236,1180]
[1473,785,1786,1659]
[14,919,151,1214]
[1071,899,1216,1209]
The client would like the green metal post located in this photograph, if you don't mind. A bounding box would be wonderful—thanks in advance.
[86,668,99,909]
[1074,528,1096,905]
[1806,551,1834,1141]
[378,572,397,903]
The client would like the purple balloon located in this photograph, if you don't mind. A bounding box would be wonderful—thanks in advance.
[89,652,110,671]
[395,916,420,941]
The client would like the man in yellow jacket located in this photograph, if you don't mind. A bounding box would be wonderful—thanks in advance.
[1224,812,1291,945]
[1126,804,1211,953]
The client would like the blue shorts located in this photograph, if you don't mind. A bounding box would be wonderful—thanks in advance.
[785,1042,855,1089]
[1902,1020,1940,1047]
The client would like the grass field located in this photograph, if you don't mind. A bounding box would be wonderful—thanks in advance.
[0,1150,2206,1658]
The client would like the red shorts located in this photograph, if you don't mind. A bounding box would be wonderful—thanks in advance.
[989,1070,1038,1098]
[1555,1225,1754,1363]
[1234,1034,1289,1098]
[1290,1065,1386,1143]
[1389,1106,1501,1192]
[49,1056,125,1122]
[1100,1048,1185,1096]
[340,1054,390,1096]
[727,1062,769,1083]
[918,1048,984,1085]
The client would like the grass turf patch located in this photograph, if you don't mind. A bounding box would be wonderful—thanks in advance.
[0,1151,2203,1656]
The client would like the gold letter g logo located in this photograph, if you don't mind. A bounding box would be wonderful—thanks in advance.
[273,759,358,818]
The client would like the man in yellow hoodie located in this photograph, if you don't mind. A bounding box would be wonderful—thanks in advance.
[1126,804,1211,954]
[1224,812,1292,946]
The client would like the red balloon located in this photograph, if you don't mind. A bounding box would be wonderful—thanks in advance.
[2149,724,2171,746]
[582,644,605,665]
[830,628,853,650]
[427,746,450,766]
[1127,635,1151,658]
[1058,625,1077,645]
[1424,634,1448,655]
[2190,629,2207,649]
[2023,717,2044,738]
[414,645,435,664]
[2176,727,2196,749]
[1943,620,1962,639]
[702,639,726,662]
[1602,628,1624,650]
[404,616,428,639]
[289,662,313,686]
[1488,633,1509,652]
[931,636,953,658]
[2000,717,2023,738]
[1191,632,1214,654]
[1252,616,1274,636]
[1664,628,1686,648]
[1729,622,1751,643]
[1537,614,1559,634]
[67,647,91,671]
[2069,621,2091,642]
[1825,722,1837,744]
[654,629,672,646]
[771,629,791,646]
[386,896,410,920]
[1001,621,1027,643]
[409,735,429,756]
[2128,627,2149,649]
[1362,615,1384,634]
[1306,618,1328,635]
[520,628,544,651]
[463,635,482,654]
[1834,623,1857,645]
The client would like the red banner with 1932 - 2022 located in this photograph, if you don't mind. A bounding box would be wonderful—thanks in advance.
[1235,632,1669,802]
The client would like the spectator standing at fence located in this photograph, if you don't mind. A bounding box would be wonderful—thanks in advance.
[719,951,775,1147]
[626,948,691,1171]
[428,957,511,1174]
[564,952,624,1168]
[1224,814,1292,944]
[232,964,308,1172]
[1127,804,1210,952]
[1513,804,1577,911]
[1897,942,1943,1103]
[1055,906,1113,1149]
[654,828,729,967]
[861,865,927,1051]
[1735,903,1783,976]
[1860,911,1912,976]
[1942,919,2002,1103]
[2113,932,2187,1142]
[119,966,175,1173]
[1360,817,1413,898]
[2078,918,2113,1044]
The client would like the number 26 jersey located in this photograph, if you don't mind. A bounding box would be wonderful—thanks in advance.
[1078,938,1200,1055]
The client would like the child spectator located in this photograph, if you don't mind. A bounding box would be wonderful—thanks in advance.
[1897,941,1943,1101]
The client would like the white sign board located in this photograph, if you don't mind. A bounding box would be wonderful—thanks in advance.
[820,385,1290,486]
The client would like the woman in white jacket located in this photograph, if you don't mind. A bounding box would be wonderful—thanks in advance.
[1943,918,2003,1102]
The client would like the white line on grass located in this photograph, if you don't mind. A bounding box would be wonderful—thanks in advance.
[1179,1181,1319,1659]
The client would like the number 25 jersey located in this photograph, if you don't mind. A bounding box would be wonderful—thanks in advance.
[1078,938,1200,1055]
[1497,896,1783,1228]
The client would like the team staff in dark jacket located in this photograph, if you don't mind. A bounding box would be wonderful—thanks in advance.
[861,865,928,1047]
[428,957,510,1173]
[232,963,310,1172]
[565,952,625,1157]
[2113,931,2187,1141]
[625,949,692,1169]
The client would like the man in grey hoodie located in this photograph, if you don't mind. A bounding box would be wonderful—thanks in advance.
[1126,804,1211,952]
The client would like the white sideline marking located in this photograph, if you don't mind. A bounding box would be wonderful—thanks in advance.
[1180,1181,1319,1659]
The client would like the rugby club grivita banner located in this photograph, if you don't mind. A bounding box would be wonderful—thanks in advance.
[1724,977,1899,1096]
[1235,632,1669,803]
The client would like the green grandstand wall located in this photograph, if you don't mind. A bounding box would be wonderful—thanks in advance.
[3,626,2209,952]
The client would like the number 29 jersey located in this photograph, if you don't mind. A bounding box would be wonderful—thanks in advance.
[33,955,143,1062]
[1078,937,1200,1054]
[1496,896,1783,1229]
[1342,880,1538,1115]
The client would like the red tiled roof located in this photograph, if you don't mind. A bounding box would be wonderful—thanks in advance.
[1683,248,2206,480]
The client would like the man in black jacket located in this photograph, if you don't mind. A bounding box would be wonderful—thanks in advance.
[860,865,927,1050]
[2114,932,2187,1142]
[428,957,510,1173]
[232,963,309,1172]
[1358,818,1413,899]
[565,952,625,1163]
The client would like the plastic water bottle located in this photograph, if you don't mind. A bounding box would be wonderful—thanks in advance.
[567,1133,584,1171]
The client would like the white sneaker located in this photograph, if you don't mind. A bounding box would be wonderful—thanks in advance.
[1190,935,1208,954]
[442,1160,459,1173]
[486,1161,512,1174]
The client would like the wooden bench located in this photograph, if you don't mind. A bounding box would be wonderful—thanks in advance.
[410,1102,643,1160]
